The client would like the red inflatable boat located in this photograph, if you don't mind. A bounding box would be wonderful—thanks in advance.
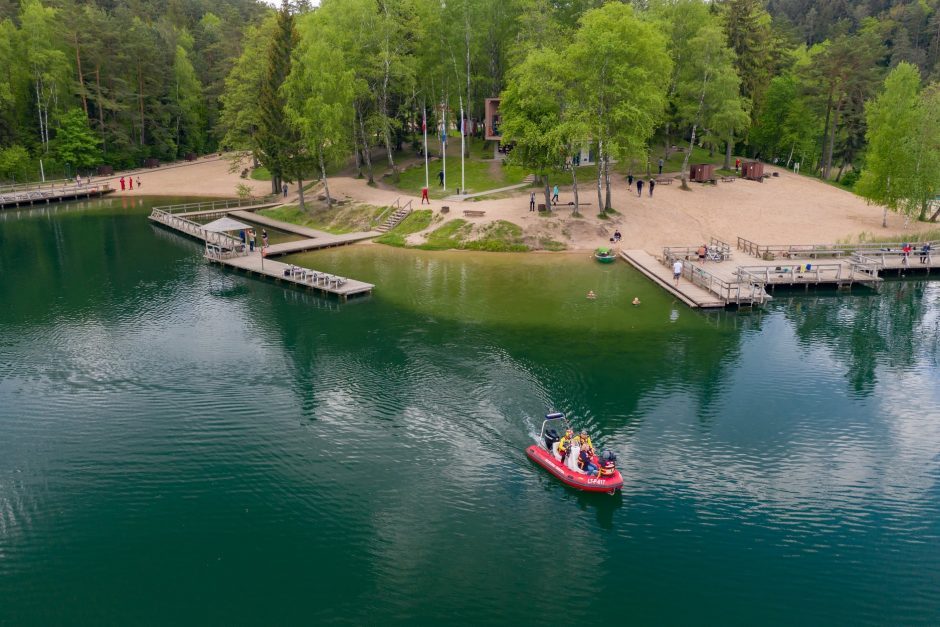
[526,413,623,494]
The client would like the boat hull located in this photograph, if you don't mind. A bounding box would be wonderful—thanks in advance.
[526,445,623,493]
[594,254,616,264]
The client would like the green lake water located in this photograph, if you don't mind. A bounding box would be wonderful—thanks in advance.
[1,196,939,624]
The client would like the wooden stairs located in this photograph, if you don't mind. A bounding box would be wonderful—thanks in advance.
[376,198,413,233]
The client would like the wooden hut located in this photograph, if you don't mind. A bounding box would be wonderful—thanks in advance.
[741,161,764,181]
[690,164,715,183]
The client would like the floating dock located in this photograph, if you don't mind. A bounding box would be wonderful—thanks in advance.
[1,183,114,209]
[149,200,376,301]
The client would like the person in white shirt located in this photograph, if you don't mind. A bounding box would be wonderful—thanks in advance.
[673,259,683,286]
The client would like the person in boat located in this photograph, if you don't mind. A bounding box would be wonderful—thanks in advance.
[579,446,598,476]
[576,430,593,451]
[557,428,575,462]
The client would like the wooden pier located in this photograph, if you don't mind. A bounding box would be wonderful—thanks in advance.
[623,234,938,308]
[0,182,114,209]
[149,202,376,300]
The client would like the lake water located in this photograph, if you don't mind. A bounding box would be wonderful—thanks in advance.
[1,197,939,624]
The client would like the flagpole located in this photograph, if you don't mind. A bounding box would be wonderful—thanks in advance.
[459,97,465,197]
[423,105,429,191]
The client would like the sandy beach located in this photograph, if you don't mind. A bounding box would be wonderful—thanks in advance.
[119,154,933,254]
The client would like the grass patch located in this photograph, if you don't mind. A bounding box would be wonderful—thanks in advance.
[259,203,389,234]
[856,228,940,244]
[462,220,528,252]
[250,166,271,181]
[385,158,527,199]
[539,238,567,251]
[597,213,609,220]
[417,219,473,250]
[374,209,434,246]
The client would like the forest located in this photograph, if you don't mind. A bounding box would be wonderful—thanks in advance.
[1,0,939,219]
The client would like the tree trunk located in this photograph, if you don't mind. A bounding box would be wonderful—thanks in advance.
[824,106,839,180]
[318,148,331,208]
[603,154,612,211]
[137,61,145,146]
[357,105,375,185]
[724,134,733,170]
[571,157,580,216]
[35,79,45,151]
[543,180,551,213]
[786,144,794,168]
[930,204,940,222]
[819,88,834,178]
[882,175,891,228]
[353,117,362,179]
[73,33,88,119]
[680,125,698,189]
[94,65,105,150]
[296,172,305,209]
[595,143,604,212]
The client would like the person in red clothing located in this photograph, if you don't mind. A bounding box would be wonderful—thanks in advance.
[119,176,126,191]
[421,187,429,205]
[129,176,134,190]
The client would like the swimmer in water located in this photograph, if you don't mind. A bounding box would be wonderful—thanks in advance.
[587,290,596,299]
[632,297,641,306]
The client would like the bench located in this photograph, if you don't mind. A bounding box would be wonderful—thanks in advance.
[463,209,486,217]
[655,178,672,185]
[721,176,736,182]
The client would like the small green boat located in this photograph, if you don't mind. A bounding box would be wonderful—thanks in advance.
[594,247,617,263]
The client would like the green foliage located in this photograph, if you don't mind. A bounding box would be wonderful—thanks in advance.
[0,145,31,181]
[52,108,101,169]
[858,63,940,221]
[461,220,528,252]
[259,203,388,234]
[388,157,527,198]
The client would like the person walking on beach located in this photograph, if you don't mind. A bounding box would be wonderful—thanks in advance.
[649,179,655,197]
[128,176,134,190]
[120,176,126,191]
[136,176,141,189]
[552,184,559,205]
[658,158,664,175]
[627,174,633,189]
[636,179,644,197]
[421,187,430,205]
[529,190,536,211]
[673,259,683,286]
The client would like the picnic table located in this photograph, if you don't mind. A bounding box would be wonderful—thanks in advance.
[655,178,673,185]
[463,209,486,217]
[721,176,736,182]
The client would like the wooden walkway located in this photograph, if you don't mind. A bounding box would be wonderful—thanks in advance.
[149,206,375,300]
[621,250,726,308]
[206,251,374,301]
[1,183,114,209]
[227,210,380,255]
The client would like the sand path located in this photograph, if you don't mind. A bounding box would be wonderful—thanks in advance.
[326,164,933,253]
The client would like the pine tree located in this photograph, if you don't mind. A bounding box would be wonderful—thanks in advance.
[255,1,298,195]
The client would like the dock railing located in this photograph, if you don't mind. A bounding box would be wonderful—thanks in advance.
[0,182,111,204]
[662,249,770,305]
[152,195,280,215]
[737,238,939,261]
[709,237,734,259]
[735,262,853,284]
[150,208,245,254]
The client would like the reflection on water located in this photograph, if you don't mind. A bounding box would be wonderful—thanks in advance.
[0,197,938,623]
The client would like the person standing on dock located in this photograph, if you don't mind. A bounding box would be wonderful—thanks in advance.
[636,179,644,197]
[262,229,269,248]
[120,177,126,191]
[673,259,683,286]
[921,243,931,264]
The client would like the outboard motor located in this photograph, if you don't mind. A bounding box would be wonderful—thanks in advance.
[598,450,617,477]
[544,428,560,452]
